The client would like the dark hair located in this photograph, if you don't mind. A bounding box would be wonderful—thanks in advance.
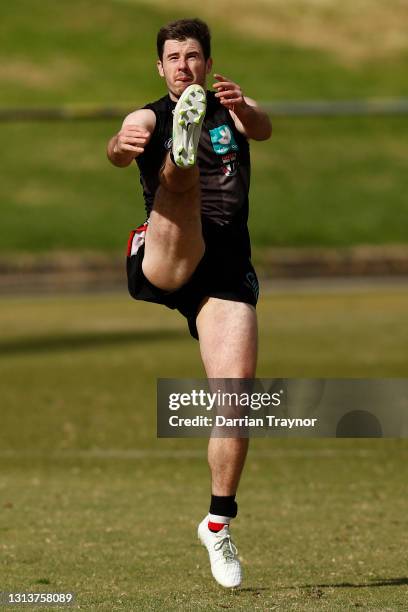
[157,18,211,61]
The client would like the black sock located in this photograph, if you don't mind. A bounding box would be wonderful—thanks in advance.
[209,494,238,519]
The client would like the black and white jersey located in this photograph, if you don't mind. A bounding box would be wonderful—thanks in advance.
[136,91,251,230]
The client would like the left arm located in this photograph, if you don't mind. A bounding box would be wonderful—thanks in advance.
[213,73,272,141]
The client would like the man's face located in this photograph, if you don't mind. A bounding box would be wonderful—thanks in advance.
[157,38,213,100]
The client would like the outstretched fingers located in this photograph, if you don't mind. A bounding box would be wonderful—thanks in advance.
[212,73,245,110]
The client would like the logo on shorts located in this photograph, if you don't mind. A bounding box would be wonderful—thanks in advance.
[209,124,239,155]
[165,137,173,150]
[246,271,259,301]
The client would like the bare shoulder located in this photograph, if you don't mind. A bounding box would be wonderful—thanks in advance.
[123,108,156,131]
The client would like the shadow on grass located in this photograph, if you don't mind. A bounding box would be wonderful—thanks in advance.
[237,587,269,593]
[299,577,408,589]
[0,329,187,355]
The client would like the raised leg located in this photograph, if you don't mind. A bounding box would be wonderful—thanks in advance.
[142,153,205,291]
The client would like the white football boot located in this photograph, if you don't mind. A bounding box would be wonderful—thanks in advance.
[172,84,206,168]
[197,516,242,588]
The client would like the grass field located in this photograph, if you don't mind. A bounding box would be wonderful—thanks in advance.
[1,0,408,252]
[2,3,407,608]
[1,115,407,253]
[1,287,408,610]
[2,0,408,106]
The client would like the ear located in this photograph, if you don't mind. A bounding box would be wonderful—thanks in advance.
[157,59,164,78]
[206,57,213,75]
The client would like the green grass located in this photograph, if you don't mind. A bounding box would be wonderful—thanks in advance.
[2,445,408,611]
[1,0,408,107]
[2,2,408,607]
[1,288,408,610]
[1,1,408,252]
[0,116,407,252]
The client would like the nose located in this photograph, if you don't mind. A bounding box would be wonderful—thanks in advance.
[177,56,188,70]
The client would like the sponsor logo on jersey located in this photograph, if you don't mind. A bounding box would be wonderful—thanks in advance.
[209,124,239,155]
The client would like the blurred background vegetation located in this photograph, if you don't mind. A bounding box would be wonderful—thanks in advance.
[1,0,407,253]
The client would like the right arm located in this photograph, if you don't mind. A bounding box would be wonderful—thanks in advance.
[107,109,156,167]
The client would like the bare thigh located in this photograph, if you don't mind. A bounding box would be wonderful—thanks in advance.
[142,155,205,292]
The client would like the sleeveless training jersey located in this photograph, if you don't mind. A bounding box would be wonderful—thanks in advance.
[136,91,251,231]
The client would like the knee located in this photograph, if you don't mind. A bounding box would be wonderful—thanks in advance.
[142,256,192,292]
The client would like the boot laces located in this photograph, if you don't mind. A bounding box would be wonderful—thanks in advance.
[214,535,238,562]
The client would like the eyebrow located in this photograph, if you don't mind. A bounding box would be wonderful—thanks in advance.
[166,50,200,59]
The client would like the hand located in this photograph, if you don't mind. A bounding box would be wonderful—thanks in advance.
[114,125,151,156]
[212,73,247,112]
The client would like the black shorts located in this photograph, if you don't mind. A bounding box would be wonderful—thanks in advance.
[126,220,259,340]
